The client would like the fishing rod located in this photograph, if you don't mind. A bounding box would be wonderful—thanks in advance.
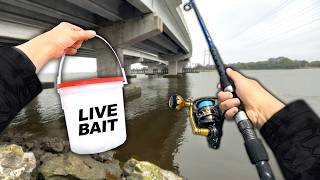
[183,1,275,179]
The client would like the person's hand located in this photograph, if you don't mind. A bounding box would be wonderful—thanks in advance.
[217,68,285,128]
[16,22,96,73]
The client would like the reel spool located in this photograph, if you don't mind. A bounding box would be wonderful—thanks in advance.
[169,95,224,149]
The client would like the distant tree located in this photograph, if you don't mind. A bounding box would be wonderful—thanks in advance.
[310,61,320,67]
[187,57,319,71]
[228,57,318,70]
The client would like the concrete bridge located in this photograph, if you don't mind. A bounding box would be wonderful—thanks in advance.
[0,0,192,77]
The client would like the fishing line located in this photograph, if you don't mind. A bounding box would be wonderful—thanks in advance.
[224,0,319,46]
[226,0,296,42]
[248,2,320,44]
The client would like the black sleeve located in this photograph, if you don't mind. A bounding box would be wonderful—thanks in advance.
[0,46,42,133]
[260,100,320,180]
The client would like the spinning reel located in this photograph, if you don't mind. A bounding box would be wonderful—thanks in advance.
[169,95,224,149]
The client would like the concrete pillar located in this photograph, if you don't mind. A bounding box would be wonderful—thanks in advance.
[141,62,161,75]
[96,47,124,78]
[124,63,132,75]
[168,60,178,75]
[123,61,137,78]
[124,57,130,75]
[164,59,188,78]
[177,63,183,74]
[147,64,161,74]
[146,64,153,74]
[177,61,188,74]
[124,57,141,77]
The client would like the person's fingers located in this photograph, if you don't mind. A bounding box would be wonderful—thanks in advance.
[217,83,221,89]
[219,98,240,111]
[64,48,77,55]
[217,91,233,102]
[71,30,96,42]
[60,22,83,31]
[69,24,83,31]
[225,107,239,120]
[226,68,245,84]
[71,40,83,49]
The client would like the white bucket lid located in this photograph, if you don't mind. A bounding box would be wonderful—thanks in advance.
[57,76,124,89]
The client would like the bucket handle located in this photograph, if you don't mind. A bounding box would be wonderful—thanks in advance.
[57,34,128,85]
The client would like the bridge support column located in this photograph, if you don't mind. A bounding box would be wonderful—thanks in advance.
[94,46,142,98]
[178,61,188,75]
[164,60,182,78]
[124,57,141,78]
[96,47,124,78]
[147,64,162,74]
[168,60,178,75]
[141,61,163,77]
[164,59,189,78]
[124,64,132,75]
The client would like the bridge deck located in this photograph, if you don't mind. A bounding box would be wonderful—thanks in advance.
[0,0,191,59]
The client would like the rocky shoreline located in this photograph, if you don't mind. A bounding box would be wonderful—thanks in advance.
[0,136,183,180]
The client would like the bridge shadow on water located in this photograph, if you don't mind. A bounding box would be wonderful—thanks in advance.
[116,76,191,174]
[2,89,68,140]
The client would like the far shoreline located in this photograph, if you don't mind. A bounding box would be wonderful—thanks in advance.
[192,67,320,72]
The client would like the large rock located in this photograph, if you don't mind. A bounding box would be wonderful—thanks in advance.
[40,137,69,153]
[0,144,36,180]
[124,85,141,99]
[91,151,115,162]
[39,152,122,180]
[0,135,69,155]
[123,158,183,180]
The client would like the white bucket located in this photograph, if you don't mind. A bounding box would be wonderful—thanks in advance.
[56,35,128,154]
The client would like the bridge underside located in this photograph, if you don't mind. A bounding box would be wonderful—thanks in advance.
[0,0,192,77]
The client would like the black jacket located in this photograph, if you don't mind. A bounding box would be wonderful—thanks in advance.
[0,46,41,132]
[0,46,319,180]
[261,100,320,180]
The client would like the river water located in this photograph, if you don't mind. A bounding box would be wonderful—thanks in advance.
[4,69,320,180]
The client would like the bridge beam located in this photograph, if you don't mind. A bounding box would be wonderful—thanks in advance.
[123,49,167,65]
[65,0,123,21]
[126,0,192,54]
[97,14,163,48]
[149,34,180,54]
[0,0,100,28]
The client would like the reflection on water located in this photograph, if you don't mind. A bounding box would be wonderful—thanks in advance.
[116,76,190,173]
[4,69,320,180]
[7,89,68,140]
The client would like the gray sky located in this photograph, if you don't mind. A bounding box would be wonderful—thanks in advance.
[182,0,320,64]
